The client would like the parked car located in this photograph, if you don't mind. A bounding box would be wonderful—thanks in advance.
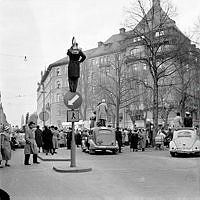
[169,128,200,157]
[87,127,119,154]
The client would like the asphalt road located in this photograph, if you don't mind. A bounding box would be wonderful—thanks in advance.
[0,147,200,200]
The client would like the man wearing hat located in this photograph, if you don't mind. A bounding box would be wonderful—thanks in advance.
[183,112,193,127]
[24,122,40,165]
[96,99,108,127]
[67,37,86,93]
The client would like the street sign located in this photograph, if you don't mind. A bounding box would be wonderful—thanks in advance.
[67,110,79,122]
[64,91,82,109]
[39,111,49,121]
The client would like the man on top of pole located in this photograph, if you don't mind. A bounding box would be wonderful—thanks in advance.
[67,37,86,93]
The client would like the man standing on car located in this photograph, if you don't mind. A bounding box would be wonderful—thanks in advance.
[184,112,193,127]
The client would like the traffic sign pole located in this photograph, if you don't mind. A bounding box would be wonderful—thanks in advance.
[70,121,76,167]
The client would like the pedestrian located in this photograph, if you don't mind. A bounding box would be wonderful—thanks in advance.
[164,127,173,148]
[67,37,86,93]
[139,129,147,151]
[155,126,166,150]
[173,112,183,129]
[67,128,72,149]
[115,127,122,153]
[130,129,139,152]
[51,126,59,154]
[24,122,40,165]
[183,112,193,127]
[90,111,96,129]
[75,129,82,148]
[35,125,43,153]
[0,126,12,167]
[42,126,53,155]
[96,99,108,127]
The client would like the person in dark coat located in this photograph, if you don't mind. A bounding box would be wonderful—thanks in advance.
[42,126,53,155]
[75,129,82,147]
[67,37,86,93]
[115,127,122,153]
[35,125,43,153]
[67,128,72,150]
[183,112,193,127]
[130,129,139,152]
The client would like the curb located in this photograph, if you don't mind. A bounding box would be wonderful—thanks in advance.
[53,166,92,173]
[38,155,71,162]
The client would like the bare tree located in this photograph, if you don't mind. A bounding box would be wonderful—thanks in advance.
[124,0,192,140]
[96,52,143,127]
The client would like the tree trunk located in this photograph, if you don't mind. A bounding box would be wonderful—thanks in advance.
[116,97,120,128]
[152,81,159,146]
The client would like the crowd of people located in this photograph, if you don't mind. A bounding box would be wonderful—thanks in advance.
[0,109,198,167]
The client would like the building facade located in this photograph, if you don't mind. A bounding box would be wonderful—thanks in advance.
[37,0,200,128]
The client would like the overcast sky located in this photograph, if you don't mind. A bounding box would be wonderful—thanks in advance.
[0,0,200,126]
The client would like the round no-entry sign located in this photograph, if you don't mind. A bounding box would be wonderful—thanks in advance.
[39,111,49,121]
[64,91,82,109]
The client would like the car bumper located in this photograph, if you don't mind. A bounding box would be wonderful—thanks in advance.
[91,145,118,151]
[170,149,200,154]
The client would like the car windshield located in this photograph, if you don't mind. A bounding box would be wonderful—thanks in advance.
[176,131,192,138]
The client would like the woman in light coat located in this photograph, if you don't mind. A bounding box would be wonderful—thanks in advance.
[1,126,12,167]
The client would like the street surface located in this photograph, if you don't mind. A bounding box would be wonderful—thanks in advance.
[0,146,200,200]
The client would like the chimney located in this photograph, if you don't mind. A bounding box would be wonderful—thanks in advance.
[153,0,160,7]
[98,41,104,47]
[119,28,126,34]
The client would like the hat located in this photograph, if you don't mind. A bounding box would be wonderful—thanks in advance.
[102,99,106,103]
[28,121,35,126]
[185,112,190,115]
[4,126,10,131]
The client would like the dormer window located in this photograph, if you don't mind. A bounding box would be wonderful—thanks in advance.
[56,80,61,89]
[155,31,165,37]
[56,67,61,76]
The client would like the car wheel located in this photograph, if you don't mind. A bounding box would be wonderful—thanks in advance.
[112,150,118,154]
[170,152,176,157]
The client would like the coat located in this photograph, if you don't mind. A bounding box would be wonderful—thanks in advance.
[1,132,11,160]
[35,128,43,147]
[24,128,38,155]
[130,132,138,149]
[42,128,53,150]
[138,131,146,149]
[96,102,108,121]
[183,117,193,127]
[115,130,122,146]
[67,48,86,78]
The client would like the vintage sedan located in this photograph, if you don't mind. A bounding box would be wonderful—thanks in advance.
[169,128,200,157]
[87,127,119,154]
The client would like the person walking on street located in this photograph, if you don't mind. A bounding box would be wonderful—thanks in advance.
[130,129,139,152]
[115,127,122,153]
[51,126,59,154]
[24,122,40,165]
[173,112,183,129]
[96,99,108,127]
[0,126,12,167]
[183,112,193,127]
[138,129,147,151]
[67,128,72,150]
[42,126,53,155]
[35,125,43,153]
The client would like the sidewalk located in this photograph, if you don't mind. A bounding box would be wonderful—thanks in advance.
[38,147,71,161]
